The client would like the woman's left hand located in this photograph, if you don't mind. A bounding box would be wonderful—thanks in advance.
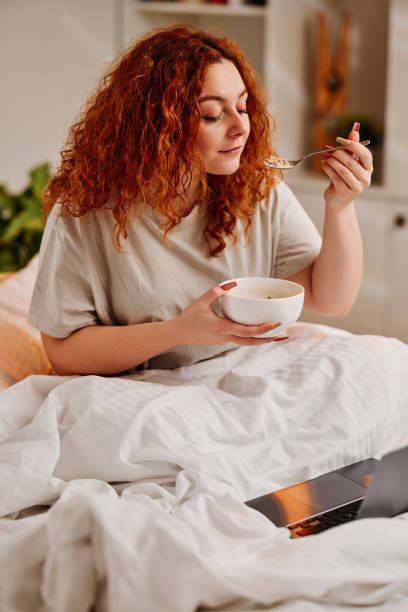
[321,123,373,209]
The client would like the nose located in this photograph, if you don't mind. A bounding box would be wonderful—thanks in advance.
[228,109,247,137]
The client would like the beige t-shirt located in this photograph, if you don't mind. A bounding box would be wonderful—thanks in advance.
[28,181,321,370]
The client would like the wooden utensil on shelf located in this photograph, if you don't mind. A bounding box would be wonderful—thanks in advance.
[312,12,351,173]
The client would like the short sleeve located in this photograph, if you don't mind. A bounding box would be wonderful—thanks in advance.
[28,208,99,338]
[273,182,322,279]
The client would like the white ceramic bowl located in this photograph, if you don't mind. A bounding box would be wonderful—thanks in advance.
[219,277,305,338]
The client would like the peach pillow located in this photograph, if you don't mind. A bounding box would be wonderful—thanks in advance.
[0,256,52,390]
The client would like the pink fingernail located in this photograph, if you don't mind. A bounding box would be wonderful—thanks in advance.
[220,281,237,291]
[353,122,360,131]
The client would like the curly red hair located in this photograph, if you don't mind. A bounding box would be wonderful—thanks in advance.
[44,24,281,256]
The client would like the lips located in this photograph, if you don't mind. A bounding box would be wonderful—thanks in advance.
[219,145,243,154]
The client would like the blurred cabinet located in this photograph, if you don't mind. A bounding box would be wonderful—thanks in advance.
[287,175,408,343]
[387,205,408,342]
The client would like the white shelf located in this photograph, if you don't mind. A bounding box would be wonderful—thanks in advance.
[134,1,265,18]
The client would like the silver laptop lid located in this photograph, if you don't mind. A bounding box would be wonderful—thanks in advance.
[357,445,408,519]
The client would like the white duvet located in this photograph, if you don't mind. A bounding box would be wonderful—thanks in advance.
[1,322,408,612]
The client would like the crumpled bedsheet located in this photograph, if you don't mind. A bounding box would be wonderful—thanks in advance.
[1,322,408,611]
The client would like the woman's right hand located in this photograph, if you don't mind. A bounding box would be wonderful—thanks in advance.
[170,282,287,347]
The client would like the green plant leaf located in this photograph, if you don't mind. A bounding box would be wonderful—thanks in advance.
[29,162,51,196]
[0,162,50,270]
[0,185,15,212]
[1,208,45,242]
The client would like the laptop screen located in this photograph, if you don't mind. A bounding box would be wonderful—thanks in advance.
[358,445,408,519]
[247,471,367,526]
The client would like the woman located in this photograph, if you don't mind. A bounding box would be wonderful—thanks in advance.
[28,25,373,375]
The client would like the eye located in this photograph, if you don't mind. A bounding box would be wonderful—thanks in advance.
[202,115,222,123]
[238,110,248,115]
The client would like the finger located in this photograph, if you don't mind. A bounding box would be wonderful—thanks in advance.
[332,138,373,172]
[229,335,286,347]
[327,149,372,183]
[225,320,282,338]
[201,283,237,307]
[323,155,361,191]
[347,121,360,142]
[321,157,356,192]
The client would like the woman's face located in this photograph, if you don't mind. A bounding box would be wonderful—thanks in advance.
[196,59,250,175]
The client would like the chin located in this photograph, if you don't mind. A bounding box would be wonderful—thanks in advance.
[207,160,241,176]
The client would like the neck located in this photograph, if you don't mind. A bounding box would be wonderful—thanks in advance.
[145,169,203,216]
[175,170,202,216]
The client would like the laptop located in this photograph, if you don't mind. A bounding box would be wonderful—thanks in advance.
[245,445,408,538]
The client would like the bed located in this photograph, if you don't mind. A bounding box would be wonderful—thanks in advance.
[1,256,408,611]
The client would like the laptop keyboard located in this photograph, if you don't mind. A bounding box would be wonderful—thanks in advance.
[288,498,363,538]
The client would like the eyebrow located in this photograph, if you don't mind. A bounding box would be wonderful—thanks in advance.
[198,88,248,103]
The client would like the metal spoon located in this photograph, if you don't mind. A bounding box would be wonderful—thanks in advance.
[264,139,370,170]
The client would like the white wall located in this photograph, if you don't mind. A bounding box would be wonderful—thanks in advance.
[0,0,120,191]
